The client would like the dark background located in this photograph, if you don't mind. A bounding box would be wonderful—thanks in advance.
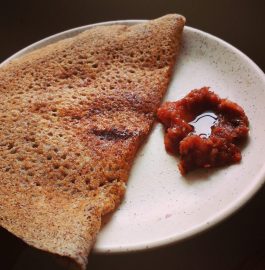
[1,1,265,270]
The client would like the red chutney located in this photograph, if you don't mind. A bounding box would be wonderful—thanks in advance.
[157,87,249,175]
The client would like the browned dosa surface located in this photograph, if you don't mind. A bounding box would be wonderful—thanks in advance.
[0,14,185,269]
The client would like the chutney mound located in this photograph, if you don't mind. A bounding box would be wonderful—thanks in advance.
[157,87,249,175]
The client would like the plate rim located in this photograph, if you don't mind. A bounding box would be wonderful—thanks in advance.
[1,19,265,254]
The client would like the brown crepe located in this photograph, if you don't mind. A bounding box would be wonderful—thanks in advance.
[0,14,185,269]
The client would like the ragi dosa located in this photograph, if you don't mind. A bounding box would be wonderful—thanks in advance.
[0,14,185,269]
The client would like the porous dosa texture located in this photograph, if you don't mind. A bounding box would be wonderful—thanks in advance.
[0,14,185,269]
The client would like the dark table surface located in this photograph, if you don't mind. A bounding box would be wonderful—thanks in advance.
[1,1,265,269]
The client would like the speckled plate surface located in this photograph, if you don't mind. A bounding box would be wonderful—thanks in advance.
[2,20,265,254]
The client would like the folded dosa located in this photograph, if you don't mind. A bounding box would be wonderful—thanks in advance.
[0,14,185,269]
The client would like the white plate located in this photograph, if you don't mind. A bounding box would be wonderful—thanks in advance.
[2,20,265,254]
